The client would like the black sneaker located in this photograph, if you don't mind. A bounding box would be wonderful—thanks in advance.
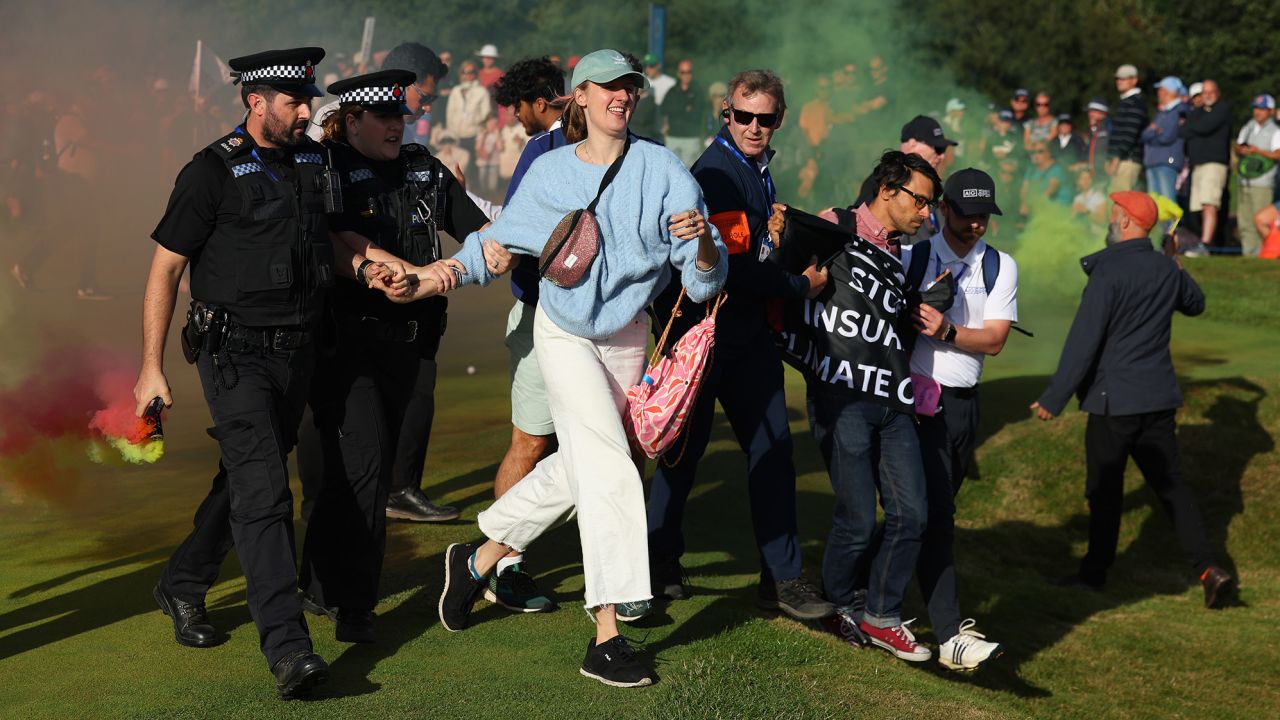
[484,562,557,613]
[579,636,658,688]
[439,542,486,632]
[335,609,376,644]
[386,488,461,522]
[651,560,688,600]
[758,576,835,620]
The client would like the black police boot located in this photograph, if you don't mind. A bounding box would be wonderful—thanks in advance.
[271,650,329,700]
[385,487,460,522]
[153,581,222,648]
[335,609,376,644]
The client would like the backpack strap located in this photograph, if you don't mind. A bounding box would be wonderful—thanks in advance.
[981,242,1001,296]
[905,238,932,291]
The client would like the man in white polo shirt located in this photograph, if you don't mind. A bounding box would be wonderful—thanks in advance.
[904,167,1016,672]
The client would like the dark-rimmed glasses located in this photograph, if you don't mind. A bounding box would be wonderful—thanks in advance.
[889,183,938,210]
[728,106,781,129]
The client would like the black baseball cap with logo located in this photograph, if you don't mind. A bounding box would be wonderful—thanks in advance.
[901,115,958,150]
[943,168,1002,216]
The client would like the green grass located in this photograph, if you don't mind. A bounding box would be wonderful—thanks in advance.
[2,259,1279,719]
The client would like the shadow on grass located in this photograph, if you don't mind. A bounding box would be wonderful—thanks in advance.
[952,375,1265,696]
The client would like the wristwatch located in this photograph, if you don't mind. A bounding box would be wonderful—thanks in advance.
[942,323,958,344]
[356,259,375,287]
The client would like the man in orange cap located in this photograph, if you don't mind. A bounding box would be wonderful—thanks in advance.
[1030,191,1233,608]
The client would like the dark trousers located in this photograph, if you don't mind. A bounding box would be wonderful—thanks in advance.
[645,336,802,583]
[1080,410,1214,584]
[809,392,927,627]
[297,316,442,610]
[914,385,980,642]
[162,344,316,667]
[21,172,97,288]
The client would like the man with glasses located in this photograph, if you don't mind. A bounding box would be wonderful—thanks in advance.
[774,150,944,663]
[647,69,834,622]
[853,115,957,242]
[662,59,706,167]
[307,42,446,143]
[900,168,1015,671]
[1106,64,1147,192]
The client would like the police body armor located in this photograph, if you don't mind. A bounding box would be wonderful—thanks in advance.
[190,128,334,327]
[333,142,447,268]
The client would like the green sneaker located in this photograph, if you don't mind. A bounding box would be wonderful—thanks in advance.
[617,599,652,623]
[483,563,557,613]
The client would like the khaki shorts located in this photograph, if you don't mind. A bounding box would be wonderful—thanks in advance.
[1109,159,1143,192]
[1190,163,1228,211]
[506,300,555,436]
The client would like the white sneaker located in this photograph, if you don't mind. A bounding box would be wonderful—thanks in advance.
[938,619,1002,671]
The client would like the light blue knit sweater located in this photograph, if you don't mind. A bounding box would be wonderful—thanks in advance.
[451,140,728,339]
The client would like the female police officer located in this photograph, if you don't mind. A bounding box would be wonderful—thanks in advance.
[296,69,506,642]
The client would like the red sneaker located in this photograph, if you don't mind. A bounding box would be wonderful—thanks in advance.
[859,619,932,662]
[816,609,868,648]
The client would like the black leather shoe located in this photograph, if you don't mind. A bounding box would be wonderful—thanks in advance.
[272,650,329,700]
[153,581,222,648]
[385,487,460,522]
[335,609,376,644]
[1200,566,1233,608]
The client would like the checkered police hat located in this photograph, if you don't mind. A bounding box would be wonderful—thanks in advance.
[327,69,416,115]
[229,47,325,97]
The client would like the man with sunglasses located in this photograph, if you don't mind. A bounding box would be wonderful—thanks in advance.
[662,60,706,167]
[853,115,957,243]
[900,168,1015,671]
[307,42,447,143]
[647,69,833,622]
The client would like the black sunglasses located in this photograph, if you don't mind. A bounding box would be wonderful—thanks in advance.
[728,105,781,129]
[889,183,938,210]
[412,82,438,107]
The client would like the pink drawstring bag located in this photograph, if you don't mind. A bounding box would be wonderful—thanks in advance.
[911,372,942,417]
[626,290,727,460]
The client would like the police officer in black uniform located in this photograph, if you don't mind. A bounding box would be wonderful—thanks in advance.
[295,69,495,636]
[134,47,385,699]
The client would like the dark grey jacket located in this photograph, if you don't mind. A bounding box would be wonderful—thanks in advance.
[1038,238,1204,416]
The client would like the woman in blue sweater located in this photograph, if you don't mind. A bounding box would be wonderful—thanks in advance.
[436,49,727,687]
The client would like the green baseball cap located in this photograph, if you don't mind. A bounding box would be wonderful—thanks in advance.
[570,49,650,91]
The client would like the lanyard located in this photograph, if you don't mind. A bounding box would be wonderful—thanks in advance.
[234,125,281,182]
[715,135,775,215]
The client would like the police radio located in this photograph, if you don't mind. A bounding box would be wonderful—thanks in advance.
[320,147,344,214]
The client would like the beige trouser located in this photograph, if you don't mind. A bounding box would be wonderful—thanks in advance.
[1236,183,1274,256]
[477,305,651,609]
[1110,159,1143,192]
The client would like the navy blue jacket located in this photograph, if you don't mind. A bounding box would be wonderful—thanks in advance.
[654,125,809,346]
[1038,239,1204,416]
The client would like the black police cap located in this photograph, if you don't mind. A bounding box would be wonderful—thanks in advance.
[327,69,416,115]
[229,47,325,97]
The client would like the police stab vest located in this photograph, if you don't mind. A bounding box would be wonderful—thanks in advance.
[330,141,446,267]
[190,128,334,327]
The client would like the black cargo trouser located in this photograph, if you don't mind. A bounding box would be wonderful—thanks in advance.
[161,341,317,668]
[297,311,442,611]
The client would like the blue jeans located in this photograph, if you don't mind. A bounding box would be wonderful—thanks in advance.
[1146,165,1178,201]
[808,392,927,628]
